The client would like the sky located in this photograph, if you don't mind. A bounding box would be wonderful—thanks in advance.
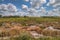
[0,0,60,17]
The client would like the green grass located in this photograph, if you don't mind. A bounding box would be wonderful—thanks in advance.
[11,34,60,40]
[0,17,60,23]
[0,17,60,26]
[11,36,60,40]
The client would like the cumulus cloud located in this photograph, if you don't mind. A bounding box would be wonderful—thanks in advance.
[46,0,60,16]
[0,3,18,16]
[47,0,55,6]
[26,7,47,17]
[40,0,46,3]
[0,3,29,16]
[49,0,55,4]
[2,0,4,1]
[47,0,60,8]
[24,0,29,2]
[30,0,46,9]
[21,0,49,17]
[0,0,51,17]
[0,4,7,11]
[21,0,60,17]
[7,3,17,12]
[29,0,60,17]
[0,3,17,12]
[0,0,60,17]
[22,4,28,11]
[47,8,60,16]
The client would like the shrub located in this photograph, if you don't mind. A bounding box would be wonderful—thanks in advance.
[10,31,34,40]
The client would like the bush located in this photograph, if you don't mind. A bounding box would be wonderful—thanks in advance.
[36,37,60,40]
[10,31,34,40]
[14,34,32,40]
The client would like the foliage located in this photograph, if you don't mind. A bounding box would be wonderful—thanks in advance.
[0,17,60,24]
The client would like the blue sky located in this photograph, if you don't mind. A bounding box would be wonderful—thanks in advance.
[0,0,60,16]
[0,0,52,10]
[0,0,31,9]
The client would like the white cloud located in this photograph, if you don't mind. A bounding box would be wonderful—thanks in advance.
[30,0,46,9]
[21,0,60,17]
[46,0,60,16]
[0,0,56,17]
[0,3,29,16]
[0,3,18,16]
[0,4,7,11]
[26,7,47,17]
[0,3,17,12]
[22,4,28,11]
[47,0,60,8]
[49,0,55,4]
[2,0,4,1]
[40,0,46,3]
[7,3,17,12]
[47,0,55,6]
[47,8,60,16]
[24,0,29,2]
[0,0,60,17]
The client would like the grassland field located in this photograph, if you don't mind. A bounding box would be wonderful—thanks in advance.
[0,17,60,23]
[0,17,60,40]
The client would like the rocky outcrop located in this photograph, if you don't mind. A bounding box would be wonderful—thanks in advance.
[42,26,60,36]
